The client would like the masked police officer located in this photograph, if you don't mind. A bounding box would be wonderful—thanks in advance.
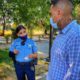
[9,25,38,80]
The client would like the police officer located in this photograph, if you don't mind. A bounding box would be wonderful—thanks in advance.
[9,25,38,80]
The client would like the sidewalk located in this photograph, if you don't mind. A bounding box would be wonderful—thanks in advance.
[36,72,47,80]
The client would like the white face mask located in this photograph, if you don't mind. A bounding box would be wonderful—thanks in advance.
[50,18,58,29]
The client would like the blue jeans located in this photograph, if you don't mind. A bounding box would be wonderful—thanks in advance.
[14,62,35,80]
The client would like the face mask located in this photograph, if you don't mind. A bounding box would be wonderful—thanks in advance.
[19,35,27,40]
[50,18,58,29]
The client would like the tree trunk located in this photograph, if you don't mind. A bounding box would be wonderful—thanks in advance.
[2,13,6,36]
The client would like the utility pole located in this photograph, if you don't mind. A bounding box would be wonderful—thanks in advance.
[49,25,53,59]
[44,25,53,62]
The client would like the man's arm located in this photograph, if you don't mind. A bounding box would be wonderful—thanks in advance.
[64,36,80,80]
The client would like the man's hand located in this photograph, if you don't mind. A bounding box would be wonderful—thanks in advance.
[13,49,19,54]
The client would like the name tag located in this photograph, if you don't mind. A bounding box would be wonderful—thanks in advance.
[28,44,32,48]
[24,56,29,60]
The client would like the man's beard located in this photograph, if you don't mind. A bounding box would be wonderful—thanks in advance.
[57,17,72,30]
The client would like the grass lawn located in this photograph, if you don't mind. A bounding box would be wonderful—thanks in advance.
[0,49,17,80]
[0,49,11,64]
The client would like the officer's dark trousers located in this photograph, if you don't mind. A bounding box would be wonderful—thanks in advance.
[14,62,35,80]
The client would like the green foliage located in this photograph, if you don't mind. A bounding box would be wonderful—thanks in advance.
[71,0,80,7]
[0,0,51,36]
[1,0,50,24]
[74,4,80,23]
[0,49,11,64]
[0,0,80,35]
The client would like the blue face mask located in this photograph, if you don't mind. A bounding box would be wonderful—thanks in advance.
[19,35,27,40]
[50,18,58,29]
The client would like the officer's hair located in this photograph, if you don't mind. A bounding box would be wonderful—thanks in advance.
[16,25,26,34]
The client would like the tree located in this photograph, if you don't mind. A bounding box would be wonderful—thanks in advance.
[0,0,51,37]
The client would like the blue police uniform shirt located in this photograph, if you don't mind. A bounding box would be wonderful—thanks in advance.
[9,38,38,62]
